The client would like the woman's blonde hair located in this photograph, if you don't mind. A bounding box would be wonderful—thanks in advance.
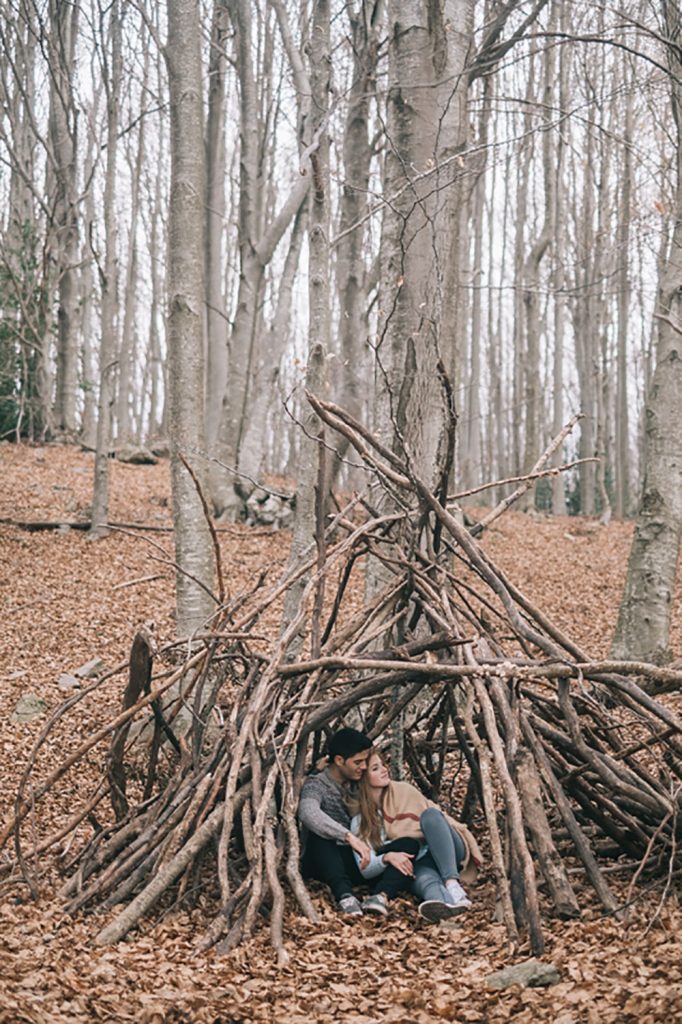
[357,748,386,850]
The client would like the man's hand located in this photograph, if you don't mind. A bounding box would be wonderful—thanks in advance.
[346,832,371,870]
[383,851,414,876]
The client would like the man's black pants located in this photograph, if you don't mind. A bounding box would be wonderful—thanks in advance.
[302,832,420,902]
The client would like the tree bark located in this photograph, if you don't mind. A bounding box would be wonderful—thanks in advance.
[90,2,121,538]
[146,118,166,439]
[332,1,381,487]
[165,0,215,637]
[0,5,53,440]
[282,0,330,646]
[48,0,81,437]
[519,35,553,510]
[572,118,597,516]
[204,0,230,454]
[461,78,491,493]
[376,0,473,488]
[511,62,533,480]
[615,90,633,519]
[550,4,568,516]
[238,201,306,485]
[612,5,682,667]
[116,95,146,443]
[79,112,99,450]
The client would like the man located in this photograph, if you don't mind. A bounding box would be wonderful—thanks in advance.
[299,728,373,916]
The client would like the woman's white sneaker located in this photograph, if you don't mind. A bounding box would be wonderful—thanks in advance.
[445,879,472,909]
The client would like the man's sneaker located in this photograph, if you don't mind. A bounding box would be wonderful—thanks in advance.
[362,893,389,916]
[418,898,468,923]
[445,879,472,910]
[337,894,363,916]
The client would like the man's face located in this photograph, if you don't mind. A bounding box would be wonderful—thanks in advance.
[334,749,370,782]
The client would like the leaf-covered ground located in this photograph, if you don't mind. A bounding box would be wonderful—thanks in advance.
[1,443,681,1024]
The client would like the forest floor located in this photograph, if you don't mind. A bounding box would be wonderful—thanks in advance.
[1,442,681,1024]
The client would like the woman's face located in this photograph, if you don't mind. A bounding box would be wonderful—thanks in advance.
[366,753,390,789]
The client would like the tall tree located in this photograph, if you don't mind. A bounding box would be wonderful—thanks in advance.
[0,3,53,440]
[550,0,568,516]
[332,0,382,484]
[238,202,306,486]
[48,0,81,436]
[519,28,554,510]
[281,0,330,644]
[571,107,597,516]
[376,0,474,491]
[510,59,534,482]
[79,104,101,449]
[612,3,682,666]
[460,76,490,493]
[614,81,633,519]
[143,58,168,440]
[204,0,229,459]
[165,0,215,636]
[116,75,147,443]
[90,0,122,537]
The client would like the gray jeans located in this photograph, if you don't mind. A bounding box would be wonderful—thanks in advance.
[413,807,467,903]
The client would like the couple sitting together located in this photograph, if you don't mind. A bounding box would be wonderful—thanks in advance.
[298,727,482,922]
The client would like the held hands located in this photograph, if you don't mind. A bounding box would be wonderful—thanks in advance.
[382,850,414,876]
[347,832,372,870]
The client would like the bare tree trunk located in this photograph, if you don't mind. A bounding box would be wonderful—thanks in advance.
[612,4,682,668]
[573,121,597,516]
[239,202,306,484]
[376,0,473,490]
[499,149,515,485]
[550,6,568,516]
[594,81,614,525]
[282,0,330,644]
[229,7,279,484]
[519,36,554,510]
[461,79,492,492]
[615,92,633,519]
[48,0,81,437]
[165,0,215,636]
[146,118,166,439]
[208,0,262,518]
[204,0,229,454]
[0,4,53,440]
[331,1,380,487]
[79,98,101,449]
[363,0,473,607]
[511,65,533,479]
[550,224,567,498]
[116,96,146,443]
[90,2,121,538]
[487,130,507,500]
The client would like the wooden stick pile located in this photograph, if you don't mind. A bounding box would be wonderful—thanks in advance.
[2,396,682,961]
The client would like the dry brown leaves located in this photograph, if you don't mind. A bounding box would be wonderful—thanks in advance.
[481,511,682,660]
[1,443,681,1023]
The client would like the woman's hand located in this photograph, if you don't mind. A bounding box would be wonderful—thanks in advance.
[383,851,414,876]
[347,832,372,870]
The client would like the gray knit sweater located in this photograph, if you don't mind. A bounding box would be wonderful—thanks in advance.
[298,768,353,845]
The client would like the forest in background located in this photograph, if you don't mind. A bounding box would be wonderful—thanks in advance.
[3,0,681,669]
[0,0,677,520]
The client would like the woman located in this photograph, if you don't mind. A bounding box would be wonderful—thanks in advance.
[351,749,482,922]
